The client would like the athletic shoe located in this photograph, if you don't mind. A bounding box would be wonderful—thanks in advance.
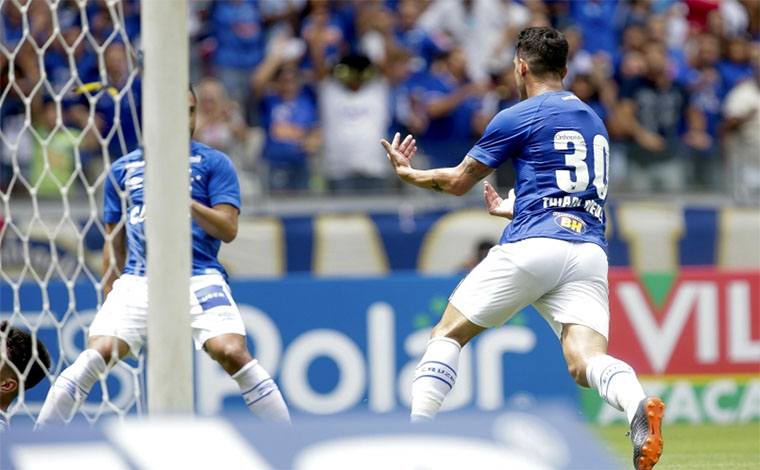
[630,396,665,470]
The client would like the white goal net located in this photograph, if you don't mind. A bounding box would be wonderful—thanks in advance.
[0,0,143,426]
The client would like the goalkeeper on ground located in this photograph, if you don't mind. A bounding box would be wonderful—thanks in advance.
[0,321,51,430]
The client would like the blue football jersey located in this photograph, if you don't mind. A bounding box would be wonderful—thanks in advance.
[468,91,609,248]
[103,141,241,279]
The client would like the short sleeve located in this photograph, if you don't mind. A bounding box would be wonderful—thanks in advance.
[467,103,533,168]
[208,153,241,211]
[103,163,124,223]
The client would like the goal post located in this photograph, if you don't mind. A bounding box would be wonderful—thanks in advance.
[140,0,193,414]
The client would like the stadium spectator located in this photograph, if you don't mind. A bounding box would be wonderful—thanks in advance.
[207,0,266,109]
[95,42,142,160]
[253,39,320,193]
[29,97,98,198]
[722,72,760,204]
[316,53,393,193]
[392,0,445,72]
[717,35,754,90]
[301,0,348,75]
[44,25,99,93]
[685,34,725,189]
[617,42,695,192]
[417,46,487,168]
[561,26,593,89]
[258,0,307,41]
[0,321,51,431]
[568,0,619,56]
[194,77,250,164]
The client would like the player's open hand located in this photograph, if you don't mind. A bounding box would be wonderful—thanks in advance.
[381,132,417,175]
[484,181,515,220]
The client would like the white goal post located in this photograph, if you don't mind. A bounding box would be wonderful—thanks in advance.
[140,0,193,414]
[0,0,193,423]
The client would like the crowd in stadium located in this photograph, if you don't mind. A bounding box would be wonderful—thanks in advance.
[1,0,758,202]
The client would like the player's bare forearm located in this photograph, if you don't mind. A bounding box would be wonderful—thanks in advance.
[397,157,493,196]
[101,223,125,298]
[190,201,239,243]
[381,133,492,196]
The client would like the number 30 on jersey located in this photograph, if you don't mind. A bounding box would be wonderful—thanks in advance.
[553,131,609,200]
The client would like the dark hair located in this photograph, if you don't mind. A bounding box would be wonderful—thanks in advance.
[0,321,51,390]
[189,83,197,102]
[515,27,569,78]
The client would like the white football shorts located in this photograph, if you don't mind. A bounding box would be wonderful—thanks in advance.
[88,273,246,358]
[449,237,610,339]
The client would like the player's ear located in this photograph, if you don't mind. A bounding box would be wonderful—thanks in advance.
[518,58,528,76]
[561,66,568,80]
[0,377,18,394]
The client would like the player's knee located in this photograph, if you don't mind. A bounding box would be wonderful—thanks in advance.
[87,337,122,365]
[211,342,251,373]
[567,362,589,387]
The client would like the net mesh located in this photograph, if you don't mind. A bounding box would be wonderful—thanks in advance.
[0,0,143,426]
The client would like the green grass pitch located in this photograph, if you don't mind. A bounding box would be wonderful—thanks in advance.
[594,422,760,469]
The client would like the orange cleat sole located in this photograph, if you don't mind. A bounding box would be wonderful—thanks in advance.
[636,397,665,470]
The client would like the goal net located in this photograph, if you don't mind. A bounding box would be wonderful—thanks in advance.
[0,0,143,426]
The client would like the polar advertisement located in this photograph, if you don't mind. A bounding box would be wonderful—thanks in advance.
[1,268,757,425]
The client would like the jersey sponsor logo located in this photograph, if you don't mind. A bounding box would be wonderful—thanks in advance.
[195,285,231,310]
[190,154,202,163]
[553,212,587,234]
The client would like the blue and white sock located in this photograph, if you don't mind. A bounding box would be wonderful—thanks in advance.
[586,354,646,424]
[36,349,106,427]
[410,337,461,422]
[232,359,291,424]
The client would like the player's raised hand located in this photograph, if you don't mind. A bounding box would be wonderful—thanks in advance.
[484,181,515,220]
[381,132,417,174]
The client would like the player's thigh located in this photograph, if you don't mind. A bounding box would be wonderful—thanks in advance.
[88,275,148,360]
[533,242,610,340]
[449,241,554,330]
[190,275,247,352]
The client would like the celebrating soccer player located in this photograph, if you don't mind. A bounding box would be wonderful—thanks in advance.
[1,321,51,431]
[381,27,664,470]
[36,86,291,427]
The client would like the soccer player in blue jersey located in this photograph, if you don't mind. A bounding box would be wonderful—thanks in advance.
[382,27,664,470]
[36,87,291,426]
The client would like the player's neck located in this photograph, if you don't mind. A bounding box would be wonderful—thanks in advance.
[526,78,565,98]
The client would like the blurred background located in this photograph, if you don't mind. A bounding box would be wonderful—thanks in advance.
[2,0,759,203]
[0,1,758,466]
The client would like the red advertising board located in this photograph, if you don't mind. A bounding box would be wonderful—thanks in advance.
[608,268,760,375]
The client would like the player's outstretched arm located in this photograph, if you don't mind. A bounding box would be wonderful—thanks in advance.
[484,182,515,220]
[381,132,493,196]
[190,201,239,243]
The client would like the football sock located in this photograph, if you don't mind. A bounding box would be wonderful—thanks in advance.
[410,337,461,423]
[232,359,291,424]
[586,354,646,424]
[36,349,106,427]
